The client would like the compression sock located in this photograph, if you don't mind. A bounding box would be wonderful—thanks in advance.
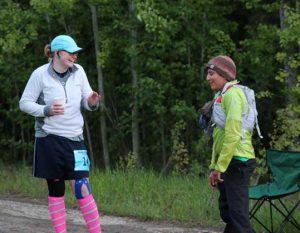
[78,194,101,233]
[48,196,67,233]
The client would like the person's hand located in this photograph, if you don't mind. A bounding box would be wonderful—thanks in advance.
[88,91,101,106]
[50,102,65,115]
[208,170,223,188]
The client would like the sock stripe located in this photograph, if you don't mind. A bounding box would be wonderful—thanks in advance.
[90,222,101,230]
[53,221,66,228]
[81,199,95,209]
[49,207,66,214]
[87,216,99,224]
[52,214,66,221]
[49,200,65,206]
[82,206,98,216]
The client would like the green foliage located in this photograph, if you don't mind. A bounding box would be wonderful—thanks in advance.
[271,4,300,150]
[236,19,283,146]
[30,0,77,16]
[0,2,36,55]
[0,0,39,162]
[250,147,267,185]
[271,105,300,150]
[1,0,299,173]
[137,77,166,114]
[116,151,139,171]
[170,120,189,175]
[192,134,212,176]
[279,6,300,47]
[207,29,236,56]
[136,0,176,39]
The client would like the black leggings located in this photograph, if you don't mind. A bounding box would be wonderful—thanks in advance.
[47,179,65,197]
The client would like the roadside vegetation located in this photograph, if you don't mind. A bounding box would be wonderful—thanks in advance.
[0,166,299,232]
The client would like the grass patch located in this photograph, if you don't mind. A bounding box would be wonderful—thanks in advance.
[90,169,221,226]
[249,194,300,233]
[0,166,299,232]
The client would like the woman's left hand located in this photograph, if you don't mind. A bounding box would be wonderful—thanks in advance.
[88,91,101,106]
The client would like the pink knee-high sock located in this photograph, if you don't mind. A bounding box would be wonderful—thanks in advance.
[78,194,101,233]
[48,196,67,233]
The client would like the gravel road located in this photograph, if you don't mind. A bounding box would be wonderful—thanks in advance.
[0,198,222,233]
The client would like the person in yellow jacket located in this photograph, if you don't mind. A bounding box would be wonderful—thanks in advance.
[206,55,256,233]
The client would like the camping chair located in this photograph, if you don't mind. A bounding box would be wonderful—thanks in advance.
[249,149,300,233]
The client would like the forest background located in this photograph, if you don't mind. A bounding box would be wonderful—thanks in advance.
[0,0,299,176]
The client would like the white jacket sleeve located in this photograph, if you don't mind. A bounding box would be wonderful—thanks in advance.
[19,70,46,117]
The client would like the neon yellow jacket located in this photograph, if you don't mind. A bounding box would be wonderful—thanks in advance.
[209,81,255,172]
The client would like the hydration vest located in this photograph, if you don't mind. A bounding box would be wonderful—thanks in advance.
[211,82,263,140]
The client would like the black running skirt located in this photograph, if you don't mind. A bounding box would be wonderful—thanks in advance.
[33,134,90,180]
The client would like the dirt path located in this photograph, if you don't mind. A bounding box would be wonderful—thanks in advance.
[0,198,221,233]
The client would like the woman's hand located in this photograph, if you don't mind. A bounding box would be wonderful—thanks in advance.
[88,91,101,107]
[50,103,65,115]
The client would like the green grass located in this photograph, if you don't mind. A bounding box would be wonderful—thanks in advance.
[249,194,300,233]
[0,166,299,232]
[90,169,221,225]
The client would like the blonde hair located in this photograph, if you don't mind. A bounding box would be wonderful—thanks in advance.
[44,44,53,59]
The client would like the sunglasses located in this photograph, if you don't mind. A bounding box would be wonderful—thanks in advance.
[62,50,78,56]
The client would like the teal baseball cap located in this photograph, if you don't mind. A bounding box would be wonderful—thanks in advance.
[50,35,82,53]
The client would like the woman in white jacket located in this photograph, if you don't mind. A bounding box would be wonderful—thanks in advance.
[20,35,101,233]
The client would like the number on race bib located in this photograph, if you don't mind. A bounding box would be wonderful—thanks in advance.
[74,150,90,171]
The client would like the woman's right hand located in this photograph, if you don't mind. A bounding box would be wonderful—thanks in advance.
[50,103,65,115]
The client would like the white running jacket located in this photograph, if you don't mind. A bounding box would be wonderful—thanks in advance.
[19,63,96,138]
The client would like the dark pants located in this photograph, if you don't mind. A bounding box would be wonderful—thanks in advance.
[217,159,256,233]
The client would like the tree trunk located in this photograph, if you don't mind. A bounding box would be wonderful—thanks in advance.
[128,0,141,167]
[200,13,206,80]
[90,4,111,170]
[83,113,95,169]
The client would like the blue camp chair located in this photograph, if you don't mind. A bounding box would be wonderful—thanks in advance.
[249,149,300,233]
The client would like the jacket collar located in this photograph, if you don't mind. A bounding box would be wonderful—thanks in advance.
[221,80,239,94]
[47,61,78,76]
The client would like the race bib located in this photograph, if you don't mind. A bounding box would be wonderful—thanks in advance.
[74,150,90,171]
